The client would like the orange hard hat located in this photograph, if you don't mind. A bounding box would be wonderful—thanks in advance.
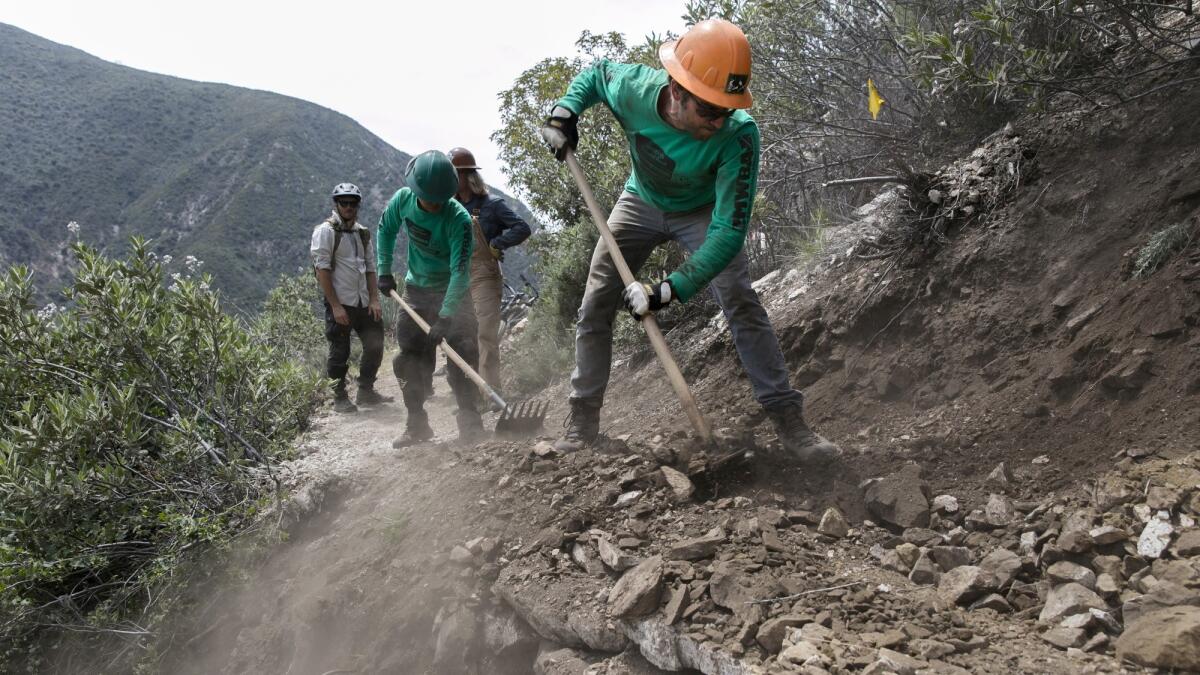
[659,18,753,110]
[448,147,481,171]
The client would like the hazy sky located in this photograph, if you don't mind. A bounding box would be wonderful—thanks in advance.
[2,0,690,200]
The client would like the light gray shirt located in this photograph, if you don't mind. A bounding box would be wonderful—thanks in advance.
[310,213,376,308]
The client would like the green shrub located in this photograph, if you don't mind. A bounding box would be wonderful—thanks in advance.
[1133,221,1197,278]
[253,271,327,371]
[0,239,322,666]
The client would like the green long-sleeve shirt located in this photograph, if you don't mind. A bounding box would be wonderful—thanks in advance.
[376,187,474,317]
[556,59,760,302]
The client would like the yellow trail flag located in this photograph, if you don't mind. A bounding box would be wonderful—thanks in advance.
[868,78,886,120]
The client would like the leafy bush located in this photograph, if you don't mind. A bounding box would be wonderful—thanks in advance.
[0,239,322,665]
[253,270,327,371]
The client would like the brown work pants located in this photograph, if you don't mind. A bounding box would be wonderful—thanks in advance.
[470,253,503,390]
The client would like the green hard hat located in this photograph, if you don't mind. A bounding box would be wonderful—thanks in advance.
[404,150,459,203]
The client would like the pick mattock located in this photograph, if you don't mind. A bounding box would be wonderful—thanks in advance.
[563,149,715,449]
[387,289,547,436]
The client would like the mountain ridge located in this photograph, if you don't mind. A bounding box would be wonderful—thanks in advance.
[0,22,536,309]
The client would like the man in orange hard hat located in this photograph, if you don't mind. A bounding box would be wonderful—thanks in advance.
[541,18,840,462]
[448,147,532,396]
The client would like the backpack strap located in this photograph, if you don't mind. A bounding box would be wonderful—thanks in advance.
[325,223,368,276]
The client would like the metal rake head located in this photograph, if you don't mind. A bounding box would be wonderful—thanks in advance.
[495,399,549,436]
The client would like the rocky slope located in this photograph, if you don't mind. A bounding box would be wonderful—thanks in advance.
[136,61,1200,675]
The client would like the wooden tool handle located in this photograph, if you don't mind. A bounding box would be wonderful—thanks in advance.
[388,289,507,410]
[563,151,713,444]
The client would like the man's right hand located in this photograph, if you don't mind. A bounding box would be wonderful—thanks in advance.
[331,304,350,326]
[378,274,396,297]
[540,106,578,162]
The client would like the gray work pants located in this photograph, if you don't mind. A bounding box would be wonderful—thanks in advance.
[569,191,804,410]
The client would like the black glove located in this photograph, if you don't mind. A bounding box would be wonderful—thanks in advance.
[622,280,673,321]
[426,316,452,345]
[377,274,397,297]
[540,106,578,162]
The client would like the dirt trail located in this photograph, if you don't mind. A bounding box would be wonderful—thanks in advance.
[151,88,1200,675]
[161,374,531,675]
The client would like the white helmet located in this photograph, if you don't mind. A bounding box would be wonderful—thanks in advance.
[331,183,362,200]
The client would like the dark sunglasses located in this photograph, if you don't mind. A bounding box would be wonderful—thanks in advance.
[335,200,360,208]
[692,97,735,121]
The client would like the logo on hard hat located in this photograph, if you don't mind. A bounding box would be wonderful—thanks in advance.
[725,73,749,94]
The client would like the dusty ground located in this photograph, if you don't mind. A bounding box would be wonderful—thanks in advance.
[141,75,1200,675]
[155,376,542,674]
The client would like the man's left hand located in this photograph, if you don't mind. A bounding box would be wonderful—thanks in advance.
[368,298,382,321]
[427,316,452,345]
[622,280,673,320]
[489,244,504,261]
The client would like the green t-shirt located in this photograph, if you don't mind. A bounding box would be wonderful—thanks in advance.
[376,187,473,317]
[557,59,761,302]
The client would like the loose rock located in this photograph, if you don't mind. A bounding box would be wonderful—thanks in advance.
[931,546,971,572]
[937,566,998,606]
[1173,530,1200,557]
[933,495,960,514]
[864,462,932,529]
[909,551,941,586]
[756,615,812,653]
[1042,626,1088,650]
[986,462,1014,492]
[979,548,1022,590]
[817,507,850,538]
[659,466,695,503]
[608,555,664,618]
[1046,561,1096,590]
[1040,583,1106,623]
[1138,514,1174,559]
[667,527,726,561]
[1116,606,1200,670]
[598,537,639,572]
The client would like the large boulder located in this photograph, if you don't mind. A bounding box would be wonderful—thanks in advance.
[1116,606,1200,670]
[864,462,932,529]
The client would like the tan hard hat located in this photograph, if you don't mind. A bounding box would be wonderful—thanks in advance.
[448,147,481,171]
[659,18,753,109]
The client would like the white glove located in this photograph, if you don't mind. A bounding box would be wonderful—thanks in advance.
[622,280,672,320]
[539,106,578,161]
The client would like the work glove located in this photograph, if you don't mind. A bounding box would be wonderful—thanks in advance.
[377,274,397,297]
[427,316,452,345]
[489,243,504,261]
[539,106,578,162]
[622,280,673,321]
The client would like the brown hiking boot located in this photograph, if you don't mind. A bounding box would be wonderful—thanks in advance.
[553,401,599,453]
[766,402,840,463]
[356,386,393,406]
[393,412,434,448]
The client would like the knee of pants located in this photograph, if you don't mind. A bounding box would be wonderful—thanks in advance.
[360,325,385,356]
[447,332,479,365]
[714,280,771,328]
[395,350,430,386]
[327,336,352,367]
[575,293,621,335]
